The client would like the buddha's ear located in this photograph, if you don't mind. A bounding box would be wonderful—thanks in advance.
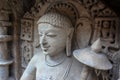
[67,27,74,38]
[66,27,74,56]
[70,27,74,39]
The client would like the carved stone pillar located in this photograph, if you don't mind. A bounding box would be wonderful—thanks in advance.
[0,10,13,80]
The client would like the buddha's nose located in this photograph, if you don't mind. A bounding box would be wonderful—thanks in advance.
[40,36,48,46]
[41,41,48,46]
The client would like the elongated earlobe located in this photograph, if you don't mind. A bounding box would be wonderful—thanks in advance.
[66,28,74,56]
[66,37,71,56]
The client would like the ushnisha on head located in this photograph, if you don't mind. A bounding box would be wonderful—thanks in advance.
[37,12,73,30]
[37,12,74,56]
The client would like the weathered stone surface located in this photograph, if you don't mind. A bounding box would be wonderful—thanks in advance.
[0,0,119,80]
[20,12,98,80]
[20,0,120,80]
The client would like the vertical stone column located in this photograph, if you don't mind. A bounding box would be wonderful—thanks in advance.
[0,10,13,80]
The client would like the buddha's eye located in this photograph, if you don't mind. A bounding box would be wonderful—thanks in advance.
[47,33,56,37]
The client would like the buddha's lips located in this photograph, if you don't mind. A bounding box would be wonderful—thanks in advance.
[42,45,50,51]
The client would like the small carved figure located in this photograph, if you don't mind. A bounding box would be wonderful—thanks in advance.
[20,12,97,80]
[102,21,110,39]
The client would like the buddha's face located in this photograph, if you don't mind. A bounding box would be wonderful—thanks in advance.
[38,23,68,56]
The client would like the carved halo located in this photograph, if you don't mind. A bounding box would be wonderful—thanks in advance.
[46,1,79,26]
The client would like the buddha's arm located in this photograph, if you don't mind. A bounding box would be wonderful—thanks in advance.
[80,65,98,80]
[80,65,89,80]
[20,55,37,80]
[20,70,35,80]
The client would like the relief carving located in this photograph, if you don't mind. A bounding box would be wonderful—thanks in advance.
[92,18,119,52]
[0,9,13,80]
[20,19,34,41]
[83,0,98,9]
[90,1,105,17]
[74,18,92,49]
[21,41,33,68]
[20,0,120,80]
[91,17,119,80]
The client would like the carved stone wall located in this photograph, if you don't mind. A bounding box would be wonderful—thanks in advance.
[20,19,34,68]
[0,0,14,80]
[20,0,120,80]
[0,10,13,80]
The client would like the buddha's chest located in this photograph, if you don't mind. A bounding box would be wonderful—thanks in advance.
[35,59,74,80]
[35,57,84,80]
[36,67,62,80]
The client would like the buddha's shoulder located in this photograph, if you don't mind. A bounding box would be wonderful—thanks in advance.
[31,52,44,62]
[71,56,84,67]
[64,57,83,80]
[66,56,84,73]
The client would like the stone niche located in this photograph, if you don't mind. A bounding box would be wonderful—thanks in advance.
[18,0,119,80]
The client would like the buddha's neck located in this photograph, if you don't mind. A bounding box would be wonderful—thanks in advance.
[45,51,67,67]
[47,51,66,61]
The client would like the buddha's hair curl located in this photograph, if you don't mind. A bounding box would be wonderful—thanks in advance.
[37,12,73,29]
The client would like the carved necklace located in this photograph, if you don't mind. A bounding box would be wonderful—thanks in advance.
[44,56,73,80]
[45,54,66,67]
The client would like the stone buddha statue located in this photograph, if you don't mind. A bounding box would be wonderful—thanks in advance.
[20,12,97,80]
